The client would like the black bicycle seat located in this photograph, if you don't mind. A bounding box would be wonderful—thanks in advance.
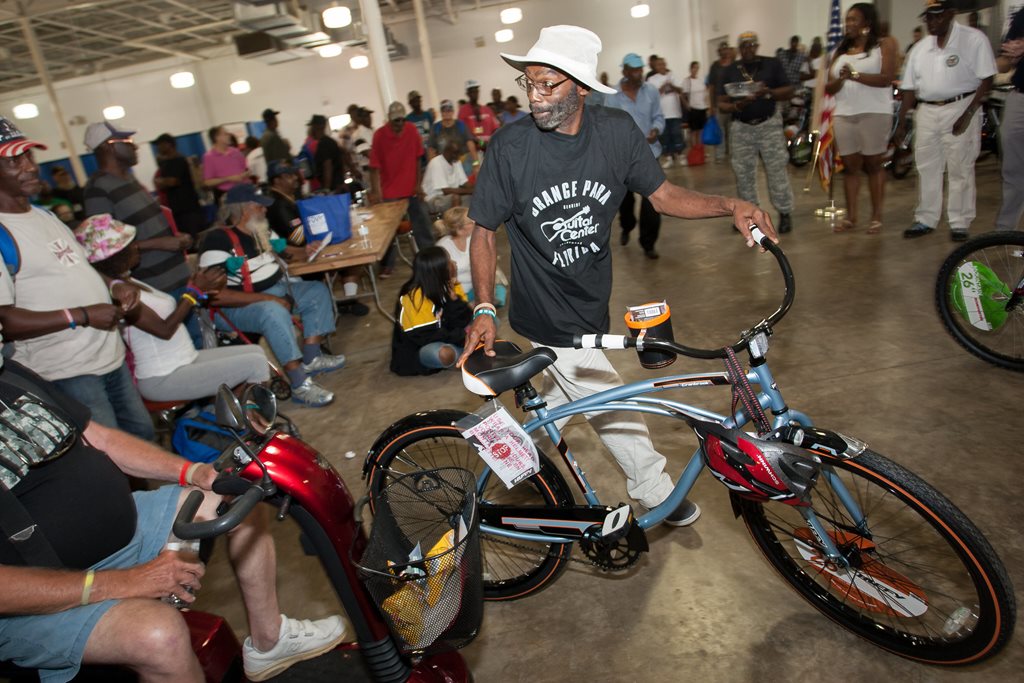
[461,340,557,396]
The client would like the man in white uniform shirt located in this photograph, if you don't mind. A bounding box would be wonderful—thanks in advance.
[897,0,997,242]
[422,141,473,214]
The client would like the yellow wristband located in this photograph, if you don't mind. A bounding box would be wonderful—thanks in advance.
[81,570,95,606]
[181,293,198,306]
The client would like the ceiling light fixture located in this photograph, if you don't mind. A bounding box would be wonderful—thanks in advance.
[169,71,195,89]
[102,105,126,120]
[318,44,343,58]
[631,3,650,18]
[230,80,251,95]
[500,8,522,25]
[349,54,369,69]
[12,103,39,120]
[329,114,351,130]
[322,6,353,29]
[495,29,514,43]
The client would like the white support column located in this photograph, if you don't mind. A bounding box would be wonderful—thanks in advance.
[411,0,440,109]
[360,0,397,113]
[19,16,87,184]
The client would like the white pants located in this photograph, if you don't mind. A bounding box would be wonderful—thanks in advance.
[913,98,982,231]
[532,344,675,509]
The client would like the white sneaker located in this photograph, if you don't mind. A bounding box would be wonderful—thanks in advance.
[291,377,334,407]
[661,157,674,169]
[302,353,346,376]
[243,614,347,682]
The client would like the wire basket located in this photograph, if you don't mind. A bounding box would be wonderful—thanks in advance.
[356,468,482,654]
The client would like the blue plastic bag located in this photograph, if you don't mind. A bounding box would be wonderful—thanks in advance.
[702,115,723,146]
[298,194,352,246]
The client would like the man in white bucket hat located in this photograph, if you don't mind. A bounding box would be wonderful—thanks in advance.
[458,25,777,527]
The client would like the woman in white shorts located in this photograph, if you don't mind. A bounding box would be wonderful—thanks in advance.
[825,2,898,234]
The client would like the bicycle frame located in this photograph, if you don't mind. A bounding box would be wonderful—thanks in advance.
[477,357,867,567]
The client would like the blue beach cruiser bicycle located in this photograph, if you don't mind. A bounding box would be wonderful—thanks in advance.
[364,228,1015,665]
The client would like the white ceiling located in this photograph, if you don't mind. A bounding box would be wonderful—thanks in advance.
[0,0,507,94]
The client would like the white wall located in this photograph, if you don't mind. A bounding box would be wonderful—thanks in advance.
[0,0,878,186]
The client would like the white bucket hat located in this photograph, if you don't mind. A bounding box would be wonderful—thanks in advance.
[500,25,616,95]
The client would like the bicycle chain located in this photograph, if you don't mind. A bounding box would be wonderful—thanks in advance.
[485,532,641,571]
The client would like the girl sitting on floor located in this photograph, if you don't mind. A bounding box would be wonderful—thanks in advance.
[77,214,270,401]
[390,246,473,376]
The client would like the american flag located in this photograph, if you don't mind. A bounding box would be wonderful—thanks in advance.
[817,0,844,189]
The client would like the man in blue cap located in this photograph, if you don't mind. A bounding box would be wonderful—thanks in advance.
[198,184,345,407]
[605,52,667,259]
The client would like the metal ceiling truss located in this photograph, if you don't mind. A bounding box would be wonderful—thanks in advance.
[0,0,521,94]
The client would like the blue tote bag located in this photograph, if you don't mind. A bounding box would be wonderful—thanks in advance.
[297,193,352,245]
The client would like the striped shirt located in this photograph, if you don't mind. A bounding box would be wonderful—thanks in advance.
[83,172,190,292]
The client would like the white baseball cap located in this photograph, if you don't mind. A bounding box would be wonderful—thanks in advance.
[84,121,136,151]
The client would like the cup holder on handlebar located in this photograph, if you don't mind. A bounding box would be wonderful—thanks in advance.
[625,301,677,369]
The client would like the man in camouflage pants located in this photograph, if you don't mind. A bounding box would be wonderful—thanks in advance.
[716,31,795,233]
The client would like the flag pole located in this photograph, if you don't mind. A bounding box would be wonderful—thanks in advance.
[803,130,821,192]
[812,0,847,224]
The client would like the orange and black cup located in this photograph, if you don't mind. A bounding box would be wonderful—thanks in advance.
[624,302,676,369]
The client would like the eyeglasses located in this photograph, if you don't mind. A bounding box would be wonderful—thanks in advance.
[515,74,571,96]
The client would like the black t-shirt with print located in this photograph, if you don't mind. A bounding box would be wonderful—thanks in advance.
[0,361,136,569]
[469,105,665,347]
[718,56,789,123]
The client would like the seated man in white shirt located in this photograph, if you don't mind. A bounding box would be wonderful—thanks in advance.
[421,141,474,214]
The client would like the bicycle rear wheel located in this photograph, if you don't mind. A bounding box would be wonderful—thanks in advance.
[935,231,1024,371]
[736,449,1014,664]
[366,419,575,601]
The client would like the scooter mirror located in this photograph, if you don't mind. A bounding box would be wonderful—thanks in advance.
[214,384,246,432]
[243,384,278,435]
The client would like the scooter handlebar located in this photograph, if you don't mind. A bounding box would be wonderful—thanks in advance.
[171,482,266,540]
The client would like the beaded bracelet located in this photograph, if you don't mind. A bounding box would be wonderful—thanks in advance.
[63,308,76,330]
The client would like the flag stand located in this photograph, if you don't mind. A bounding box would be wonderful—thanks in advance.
[806,131,845,223]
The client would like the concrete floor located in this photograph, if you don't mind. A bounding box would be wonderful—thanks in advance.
[198,154,1022,682]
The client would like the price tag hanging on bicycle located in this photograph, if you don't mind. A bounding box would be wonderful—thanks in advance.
[455,400,540,489]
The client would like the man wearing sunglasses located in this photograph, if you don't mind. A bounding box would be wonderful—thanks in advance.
[459,25,777,527]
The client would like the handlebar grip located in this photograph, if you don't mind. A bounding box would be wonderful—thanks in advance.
[749,225,769,247]
[574,334,632,350]
[172,485,265,540]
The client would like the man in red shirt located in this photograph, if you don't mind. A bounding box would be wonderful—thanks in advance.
[369,101,435,274]
[457,79,501,147]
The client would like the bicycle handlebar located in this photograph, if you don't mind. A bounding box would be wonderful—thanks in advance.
[574,226,795,359]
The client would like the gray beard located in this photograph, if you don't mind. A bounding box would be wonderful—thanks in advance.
[245,215,273,253]
[530,87,582,131]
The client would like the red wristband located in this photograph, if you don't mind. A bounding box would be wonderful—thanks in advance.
[179,461,190,487]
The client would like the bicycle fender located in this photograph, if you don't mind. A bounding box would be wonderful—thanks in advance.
[362,408,471,479]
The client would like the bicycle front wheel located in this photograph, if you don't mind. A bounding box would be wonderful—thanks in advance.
[737,449,1015,665]
[366,419,575,601]
[935,231,1024,371]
